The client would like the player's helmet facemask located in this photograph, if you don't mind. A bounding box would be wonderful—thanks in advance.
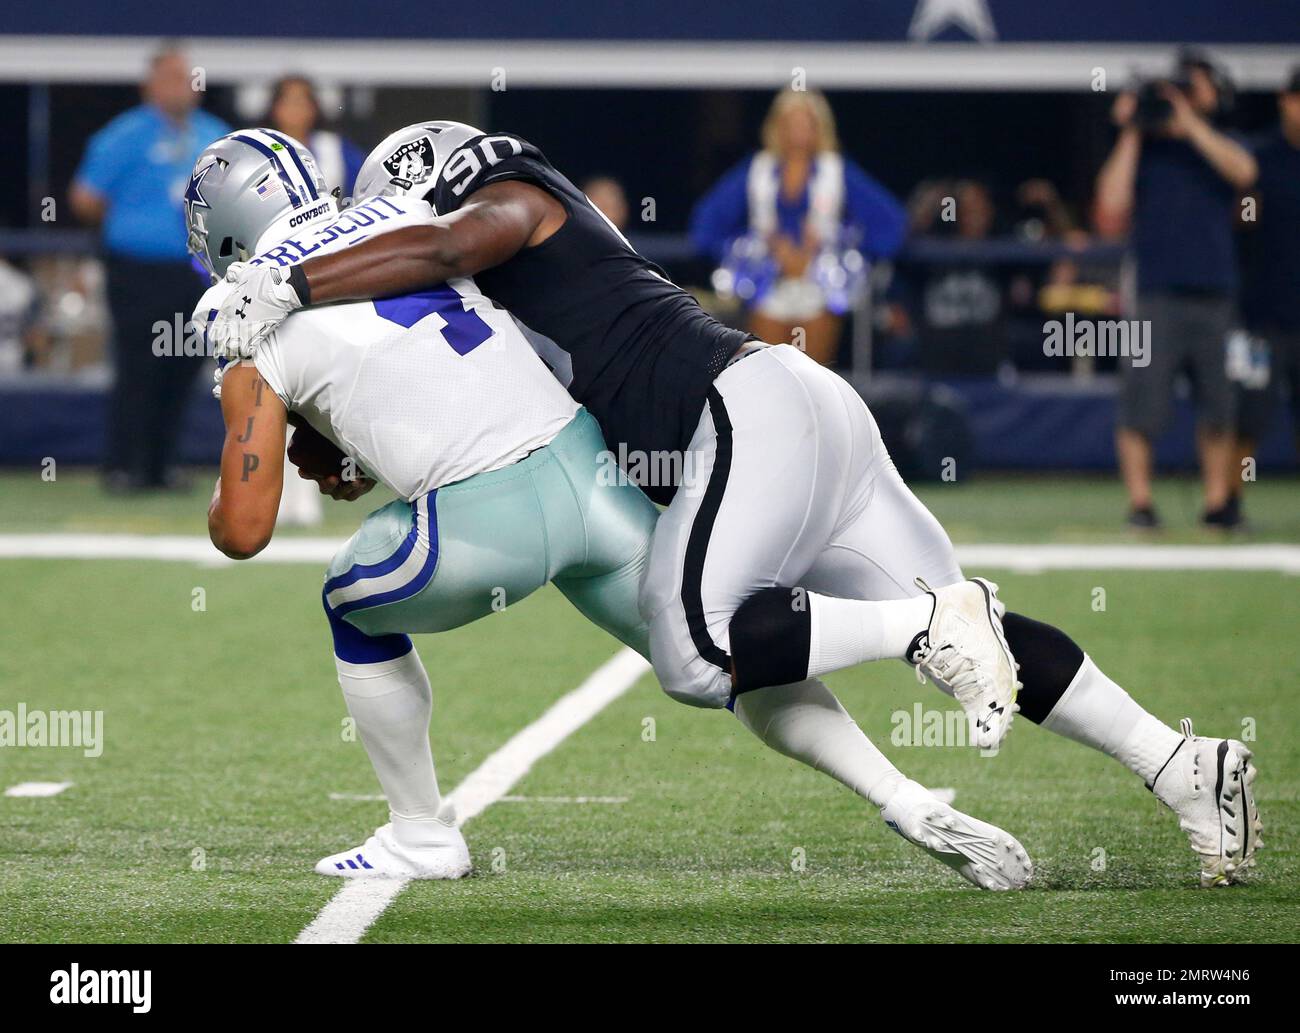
[185,128,334,281]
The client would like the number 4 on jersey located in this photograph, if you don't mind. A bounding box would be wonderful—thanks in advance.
[373,286,494,355]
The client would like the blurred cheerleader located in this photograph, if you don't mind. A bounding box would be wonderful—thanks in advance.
[690,89,906,365]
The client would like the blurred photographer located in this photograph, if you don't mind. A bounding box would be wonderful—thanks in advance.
[1095,51,1256,530]
[1232,67,1300,518]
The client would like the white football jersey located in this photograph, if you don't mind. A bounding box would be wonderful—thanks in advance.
[199,194,579,500]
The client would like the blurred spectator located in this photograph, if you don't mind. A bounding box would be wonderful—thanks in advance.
[581,175,630,231]
[70,42,229,492]
[689,88,905,365]
[24,257,109,373]
[266,75,364,201]
[1232,65,1300,514]
[904,178,1007,374]
[0,257,40,375]
[1012,178,1078,242]
[1007,179,1118,374]
[907,177,999,239]
[1094,51,1257,530]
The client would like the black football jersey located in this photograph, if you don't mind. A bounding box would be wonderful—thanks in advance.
[413,126,750,503]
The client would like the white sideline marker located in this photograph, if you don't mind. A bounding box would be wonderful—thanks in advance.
[5,781,73,798]
[295,647,650,945]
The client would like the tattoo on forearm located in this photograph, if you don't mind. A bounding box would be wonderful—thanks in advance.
[236,415,255,443]
[252,377,265,408]
[241,453,260,481]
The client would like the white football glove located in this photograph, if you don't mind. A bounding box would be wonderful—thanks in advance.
[208,262,304,360]
[190,280,237,399]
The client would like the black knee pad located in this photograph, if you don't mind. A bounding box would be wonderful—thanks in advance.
[1002,612,1085,724]
[729,586,811,693]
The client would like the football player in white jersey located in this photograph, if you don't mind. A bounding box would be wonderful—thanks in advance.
[188,129,664,879]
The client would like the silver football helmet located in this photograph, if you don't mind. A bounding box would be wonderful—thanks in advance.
[354,121,483,205]
[185,128,333,280]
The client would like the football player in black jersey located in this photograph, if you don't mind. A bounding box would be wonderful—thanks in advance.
[209,123,1259,890]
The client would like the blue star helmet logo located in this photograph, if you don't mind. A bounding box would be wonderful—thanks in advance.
[184,161,218,222]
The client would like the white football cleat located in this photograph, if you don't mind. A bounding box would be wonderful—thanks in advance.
[911,577,1021,750]
[316,807,471,880]
[1151,719,1261,888]
[880,778,1032,890]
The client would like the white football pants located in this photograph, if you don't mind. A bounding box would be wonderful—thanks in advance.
[638,344,963,708]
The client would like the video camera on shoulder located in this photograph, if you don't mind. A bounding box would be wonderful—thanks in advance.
[1132,77,1184,131]
[1131,49,1234,133]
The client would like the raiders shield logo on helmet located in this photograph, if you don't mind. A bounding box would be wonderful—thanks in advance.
[382,137,436,190]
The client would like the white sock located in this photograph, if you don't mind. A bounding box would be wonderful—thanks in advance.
[335,647,445,838]
[807,592,933,678]
[1040,654,1183,785]
[733,678,906,807]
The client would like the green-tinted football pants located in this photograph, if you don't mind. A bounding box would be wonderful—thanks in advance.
[321,408,658,660]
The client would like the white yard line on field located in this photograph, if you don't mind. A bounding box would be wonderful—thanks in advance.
[4,781,73,797]
[499,795,629,804]
[4,533,1299,573]
[956,543,1300,574]
[0,534,338,565]
[294,647,650,945]
[329,793,629,804]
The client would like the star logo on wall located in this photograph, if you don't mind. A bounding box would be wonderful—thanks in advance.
[908,0,998,42]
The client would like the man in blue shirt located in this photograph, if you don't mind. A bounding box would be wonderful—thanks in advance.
[71,43,229,492]
[1095,52,1257,530]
